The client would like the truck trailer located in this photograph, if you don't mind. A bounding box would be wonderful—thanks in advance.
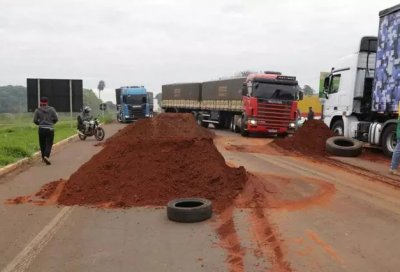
[116,86,153,123]
[162,72,303,136]
[322,4,400,157]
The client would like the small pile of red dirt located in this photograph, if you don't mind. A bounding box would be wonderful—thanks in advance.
[273,120,334,157]
[41,113,247,211]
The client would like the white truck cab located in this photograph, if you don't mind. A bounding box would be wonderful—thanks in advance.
[322,36,398,157]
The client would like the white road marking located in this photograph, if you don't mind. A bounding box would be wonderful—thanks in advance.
[1,206,74,272]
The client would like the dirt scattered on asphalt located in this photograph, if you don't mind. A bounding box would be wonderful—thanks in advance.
[359,148,390,163]
[273,120,334,157]
[233,173,293,272]
[216,206,246,272]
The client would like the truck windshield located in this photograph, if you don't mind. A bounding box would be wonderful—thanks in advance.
[252,82,298,100]
[123,95,147,105]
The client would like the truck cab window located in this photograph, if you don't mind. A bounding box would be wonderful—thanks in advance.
[329,74,341,94]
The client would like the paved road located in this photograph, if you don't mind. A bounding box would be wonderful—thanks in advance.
[1,126,400,271]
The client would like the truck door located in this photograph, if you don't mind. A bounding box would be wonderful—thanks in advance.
[323,73,342,122]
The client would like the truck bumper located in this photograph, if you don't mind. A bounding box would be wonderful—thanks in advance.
[246,125,294,135]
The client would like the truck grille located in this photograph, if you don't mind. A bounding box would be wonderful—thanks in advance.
[256,100,293,128]
[128,105,145,118]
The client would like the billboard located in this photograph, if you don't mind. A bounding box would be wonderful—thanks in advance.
[27,78,83,112]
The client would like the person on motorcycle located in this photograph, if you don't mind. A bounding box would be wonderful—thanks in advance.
[77,106,93,135]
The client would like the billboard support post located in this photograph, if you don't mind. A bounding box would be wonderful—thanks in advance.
[69,80,73,128]
[37,79,41,108]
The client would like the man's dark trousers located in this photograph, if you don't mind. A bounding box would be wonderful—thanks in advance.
[38,127,54,159]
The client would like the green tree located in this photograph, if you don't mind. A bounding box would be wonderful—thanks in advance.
[0,85,27,113]
[303,85,316,96]
[97,80,105,100]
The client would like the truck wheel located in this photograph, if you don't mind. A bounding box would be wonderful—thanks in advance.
[332,120,344,136]
[382,124,397,157]
[167,198,212,223]
[233,117,241,133]
[241,117,249,137]
[229,117,234,131]
[214,122,224,129]
[326,136,363,157]
[234,124,241,133]
[196,114,209,128]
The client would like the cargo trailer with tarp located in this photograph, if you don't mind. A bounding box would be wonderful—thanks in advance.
[161,83,202,110]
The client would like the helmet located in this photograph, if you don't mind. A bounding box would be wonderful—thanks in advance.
[83,106,91,113]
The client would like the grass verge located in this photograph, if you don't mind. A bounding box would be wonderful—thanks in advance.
[0,122,76,166]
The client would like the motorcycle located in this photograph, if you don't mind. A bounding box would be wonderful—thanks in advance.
[78,117,105,141]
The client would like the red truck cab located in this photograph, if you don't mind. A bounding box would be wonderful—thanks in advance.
[241,72,302,136]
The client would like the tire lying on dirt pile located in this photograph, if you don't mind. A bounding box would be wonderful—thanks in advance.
[167,198,212,223]
[326,136,363,157]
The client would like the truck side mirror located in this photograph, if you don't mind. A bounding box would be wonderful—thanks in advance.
[323,76,331,99]
[299,91,304,101]
[323,77,330,90]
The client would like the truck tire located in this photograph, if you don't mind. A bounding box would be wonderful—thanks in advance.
[326,136,363,157]
[241,116,249,137]
[167,198,212,223]
[196,114,209,128]
[331,120,344,136]
[214,123,223,129]
[229,117,234,131]
[381,124,397,157]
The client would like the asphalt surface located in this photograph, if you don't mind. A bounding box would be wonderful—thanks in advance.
[1,125,400,271]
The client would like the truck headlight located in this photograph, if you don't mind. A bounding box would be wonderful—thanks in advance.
[249,119,257,125]
[289,122,296,128]
[125,115,130,118]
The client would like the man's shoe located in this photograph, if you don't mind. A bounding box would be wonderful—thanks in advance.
[389,169,398,175]
[43,156,51,165]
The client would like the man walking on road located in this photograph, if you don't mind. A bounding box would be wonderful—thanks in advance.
[390,115,400,175]
[33,97,58,165]
[307,107,315,121]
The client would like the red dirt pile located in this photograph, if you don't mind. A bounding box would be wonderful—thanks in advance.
[274,120,334,157]
[47,113,247,210]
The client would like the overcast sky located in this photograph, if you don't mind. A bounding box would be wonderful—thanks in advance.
[0,0,398,103]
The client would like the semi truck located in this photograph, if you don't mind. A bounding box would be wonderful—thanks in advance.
[116,86,153,123]
[162,72,302,136]
[322,4,400,157]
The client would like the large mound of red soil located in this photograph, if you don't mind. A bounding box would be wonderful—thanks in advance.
[273,120,334,157]
[54,113,247,210]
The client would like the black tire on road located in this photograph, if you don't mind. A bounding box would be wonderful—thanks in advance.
[381,124,397,158]
[95,127,105,141]
[326,136,363,157]
[78,134,87,141]
[167,198,212,223]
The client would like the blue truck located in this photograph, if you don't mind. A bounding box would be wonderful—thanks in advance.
[116,86,154,123]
